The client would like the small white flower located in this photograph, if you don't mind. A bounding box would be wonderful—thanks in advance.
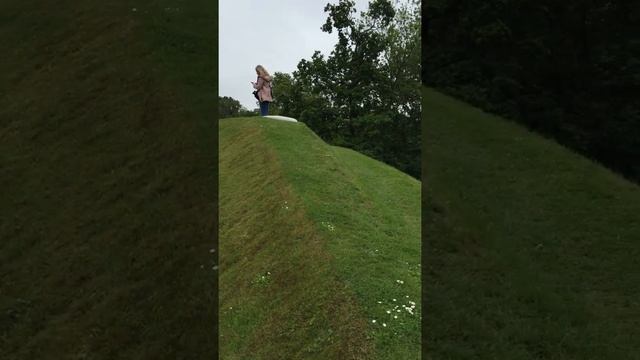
[392,298,396,302]
[394,315,398,319]
[229,306,233,309]
[405,295,409,298]
[377,301,382,304]
[209,248,216,253]
[386,310,391,314]
[382,323,387,327]
[372,319,376,323]
[396,309,401,312]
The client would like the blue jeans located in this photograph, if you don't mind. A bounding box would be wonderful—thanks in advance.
[260,101,270,116]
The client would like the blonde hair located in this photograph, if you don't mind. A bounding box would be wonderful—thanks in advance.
[255,65,270,78]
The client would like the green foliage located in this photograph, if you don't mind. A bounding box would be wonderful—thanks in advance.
[217,96,260,118]
[218,96,242,118]
[424,0,640,182]
[238,107,259,117]
[272,0,421,178]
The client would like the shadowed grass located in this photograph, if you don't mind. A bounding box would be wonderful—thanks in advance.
[423,87,640,359]
[219,118,420,359]
[0,1,216,358]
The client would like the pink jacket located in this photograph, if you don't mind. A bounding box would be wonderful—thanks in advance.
[253,75,273,102]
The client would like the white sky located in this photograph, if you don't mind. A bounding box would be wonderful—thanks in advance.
[219,0,371,109]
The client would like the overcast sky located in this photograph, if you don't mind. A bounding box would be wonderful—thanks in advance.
[219,0,370,109]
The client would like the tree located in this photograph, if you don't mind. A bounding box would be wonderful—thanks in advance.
[238,106,259,117]
[218,96,242,118]
[424,0,640,181]
[280,0,422,178]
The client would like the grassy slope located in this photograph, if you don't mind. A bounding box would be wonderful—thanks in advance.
[0,1,216,358]
[219,118,421,359]
[423,87,640,359]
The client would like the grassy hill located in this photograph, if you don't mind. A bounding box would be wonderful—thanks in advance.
[219,118,421,359]
[423,87,640,359]
[1,1,217,358]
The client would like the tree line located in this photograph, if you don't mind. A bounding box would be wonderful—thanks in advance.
[218,96,258,118]
[424,0,640,182]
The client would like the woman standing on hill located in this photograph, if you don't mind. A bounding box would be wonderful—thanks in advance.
[251,65,273,116]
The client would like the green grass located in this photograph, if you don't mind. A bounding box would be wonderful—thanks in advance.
[0,1,216,358]
[423,87,640,359]
[219,118,421,359]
